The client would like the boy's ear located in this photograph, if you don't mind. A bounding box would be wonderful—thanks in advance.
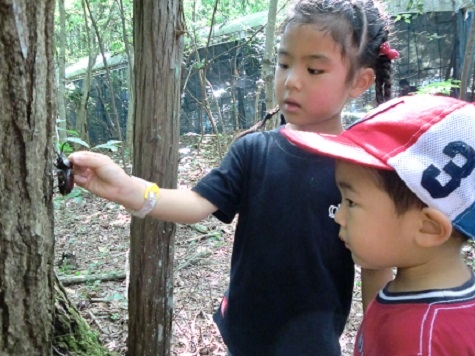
[350,68,375,98]
[414,207,453,248]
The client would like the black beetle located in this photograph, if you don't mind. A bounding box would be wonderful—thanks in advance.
[54,142,74,195]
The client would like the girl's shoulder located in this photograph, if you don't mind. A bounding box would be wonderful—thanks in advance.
[232,127,336,165]
[230,127,282,151]
[233,127,281,142]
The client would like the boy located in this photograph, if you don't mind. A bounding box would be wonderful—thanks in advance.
[282,95,475,355]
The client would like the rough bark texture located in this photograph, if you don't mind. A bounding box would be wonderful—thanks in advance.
[56,0,67,141]
[460,10,475,100]
[53,274,112,356]
[129,0,185,354]
[118,0,135,152]
[262,0,278,115]
[0,0,56,353]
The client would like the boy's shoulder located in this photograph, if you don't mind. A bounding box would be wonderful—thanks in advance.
[376,272,475,305]
[359,297,475,354]
[359,275,475,354]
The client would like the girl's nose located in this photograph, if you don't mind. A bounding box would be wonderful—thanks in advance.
[285,69,301,90]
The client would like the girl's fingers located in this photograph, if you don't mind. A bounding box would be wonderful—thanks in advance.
[69,151,111,169]
[73,168,90,184]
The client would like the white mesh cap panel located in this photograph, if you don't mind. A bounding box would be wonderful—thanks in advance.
[387,104,475,237]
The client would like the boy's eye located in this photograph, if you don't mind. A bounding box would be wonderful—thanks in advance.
[278,62,289,69]
[346,199,355,207]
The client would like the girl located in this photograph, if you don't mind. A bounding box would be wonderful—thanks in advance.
[69,0,397,354]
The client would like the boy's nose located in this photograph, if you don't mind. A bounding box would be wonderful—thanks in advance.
[329,204,343,225]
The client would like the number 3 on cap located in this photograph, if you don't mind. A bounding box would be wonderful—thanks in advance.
[421,141,475,199]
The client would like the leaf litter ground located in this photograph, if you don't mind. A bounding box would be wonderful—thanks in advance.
[54,134,475,356]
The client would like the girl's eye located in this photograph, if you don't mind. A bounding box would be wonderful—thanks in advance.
[278,62,289,69]
[308,68,322,75]
[346,199,355,207]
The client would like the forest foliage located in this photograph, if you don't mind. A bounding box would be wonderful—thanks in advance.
[57,0,276,67]
[55,0,475,147]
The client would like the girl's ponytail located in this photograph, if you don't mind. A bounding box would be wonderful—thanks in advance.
[233,106,283,141]
[375,54,393,104]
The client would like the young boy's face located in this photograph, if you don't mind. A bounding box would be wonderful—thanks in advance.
[333,161,421,269]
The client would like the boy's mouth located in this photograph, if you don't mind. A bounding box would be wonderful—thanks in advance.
[339,235,349,249]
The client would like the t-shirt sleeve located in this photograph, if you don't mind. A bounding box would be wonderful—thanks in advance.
[192,138,247,223]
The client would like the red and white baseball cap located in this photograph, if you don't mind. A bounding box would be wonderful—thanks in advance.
[281,95,475,239]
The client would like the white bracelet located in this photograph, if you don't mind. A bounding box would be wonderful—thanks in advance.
[128,178,160,218]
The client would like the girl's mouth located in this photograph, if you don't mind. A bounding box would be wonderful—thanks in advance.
[283,99,301,112]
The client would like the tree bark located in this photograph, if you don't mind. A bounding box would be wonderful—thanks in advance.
[117,0,135,155]
[129,0,185,355]
[56,0,67,141]
[75,0,99,146]
[85,0,122,142]
[0,0,56,353]
[460,8,475,100]
[1,2,114,354]
[262,0,278,118]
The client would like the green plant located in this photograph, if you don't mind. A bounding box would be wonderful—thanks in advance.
[110,313,121,321]
[59,263,76,274]
[416,80,460,96]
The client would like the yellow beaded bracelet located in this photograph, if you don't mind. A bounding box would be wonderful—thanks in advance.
[129,181,160,218]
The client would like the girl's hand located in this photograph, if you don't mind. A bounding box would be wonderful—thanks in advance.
[69,151,218,223]
[69,151,136,205]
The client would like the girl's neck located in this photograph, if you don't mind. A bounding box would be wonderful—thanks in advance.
[387,255,472,293]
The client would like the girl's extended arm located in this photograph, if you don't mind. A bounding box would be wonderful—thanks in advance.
[69,151,217,224]
[361,268,393,312]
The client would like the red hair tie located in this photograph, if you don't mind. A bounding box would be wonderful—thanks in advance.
[379,42,399,60]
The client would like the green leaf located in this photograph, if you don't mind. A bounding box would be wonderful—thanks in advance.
[92,140,122,152]
[65,129,80,136]
[66,136,90,148]
[192,224,208,233]
[107,293,124,302]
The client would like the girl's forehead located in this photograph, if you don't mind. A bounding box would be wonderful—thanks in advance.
[281,22,332,38]
[279,24,343,53]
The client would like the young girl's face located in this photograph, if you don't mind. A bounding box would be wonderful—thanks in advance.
[275,23,363,134]
[333,161,421,269]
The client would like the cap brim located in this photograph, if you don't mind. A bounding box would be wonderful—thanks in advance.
[282,128,392,170]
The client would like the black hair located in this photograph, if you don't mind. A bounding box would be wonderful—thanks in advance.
[368,168,427,215]
[280,0,394,104]
[233,106,282,142]
[368,168,468,240]
[236,0,395,140]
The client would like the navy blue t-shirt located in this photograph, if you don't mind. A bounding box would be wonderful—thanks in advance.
[192,127,354,355]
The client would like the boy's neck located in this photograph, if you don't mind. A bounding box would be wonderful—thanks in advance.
[387,254,472,293]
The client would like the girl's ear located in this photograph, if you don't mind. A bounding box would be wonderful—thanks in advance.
[350,68,375,98]
[414,207,453,248]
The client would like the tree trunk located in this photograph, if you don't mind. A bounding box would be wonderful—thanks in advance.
[460,8,475,100]
[117,0,135,156]
[262,0,278,118]
[75,0,98,145]
[0,0,56,353]
[129,0,185,354]
[85,0,122,143]
[1,2,115,355]
[56,0,67,141]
